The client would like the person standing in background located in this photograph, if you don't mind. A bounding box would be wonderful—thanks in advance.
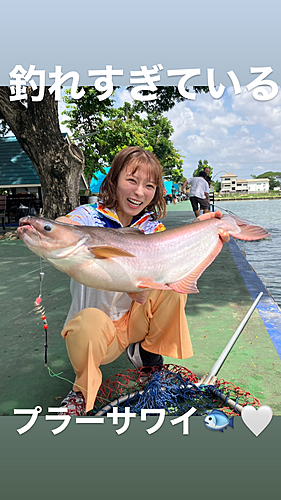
[187,171,210,217]
[171,184,177,204]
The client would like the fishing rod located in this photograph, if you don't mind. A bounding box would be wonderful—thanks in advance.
[211,202,258,226]
[213,203,238,216]
[197,292,264,413]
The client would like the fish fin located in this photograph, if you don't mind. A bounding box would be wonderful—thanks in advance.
[229,417,234,429]
[127,291,148,304]
[169,276,199,294]
[169,239,223,294]
[137,279,170,290]
[220,429,224,432]
[89,245,135,259]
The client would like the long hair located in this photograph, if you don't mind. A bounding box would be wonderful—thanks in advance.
[99,147,167,220]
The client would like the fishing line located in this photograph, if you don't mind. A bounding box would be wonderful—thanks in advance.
[33,259,88,393]
[47,368,87,392]
[33,257,48,366]
[213,202,258,226]
[213,203,238,216]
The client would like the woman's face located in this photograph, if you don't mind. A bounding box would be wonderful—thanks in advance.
[116,162,157,226]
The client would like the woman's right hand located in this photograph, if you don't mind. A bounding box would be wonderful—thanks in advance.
[56,216,82,226]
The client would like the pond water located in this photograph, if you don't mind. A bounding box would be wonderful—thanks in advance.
[214,199,281,307]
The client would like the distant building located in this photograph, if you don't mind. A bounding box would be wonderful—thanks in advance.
[247,178,270,193]
[220,173,269,194]
[220,173,238,193]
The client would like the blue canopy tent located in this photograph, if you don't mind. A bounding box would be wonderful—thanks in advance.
[163,181,178,195]
[90,167,110,194]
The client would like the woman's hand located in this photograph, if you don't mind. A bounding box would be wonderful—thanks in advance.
[196,211,222,221]
[196,211,229,242]
[56,216,82,226]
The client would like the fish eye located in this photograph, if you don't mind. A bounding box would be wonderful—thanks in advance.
[208,417,212,421]
[44,224,52,232]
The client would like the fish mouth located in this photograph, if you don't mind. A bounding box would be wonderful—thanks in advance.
[17,219,41,243]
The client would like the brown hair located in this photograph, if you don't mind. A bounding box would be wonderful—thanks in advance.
[99,147,167,220]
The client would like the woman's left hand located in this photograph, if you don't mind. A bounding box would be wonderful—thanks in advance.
[196,211,230,242]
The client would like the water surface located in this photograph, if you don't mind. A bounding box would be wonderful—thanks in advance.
[214,199,281,307]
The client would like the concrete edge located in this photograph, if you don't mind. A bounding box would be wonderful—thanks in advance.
[227,238,281,360]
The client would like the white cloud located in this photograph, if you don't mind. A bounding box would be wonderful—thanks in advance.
[212,113,244,127]
[116,89,134,107]
[166,87,281,178]
[58,86,281,179]
[165,102,197,139]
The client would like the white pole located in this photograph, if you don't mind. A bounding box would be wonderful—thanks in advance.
[203,292,263,385]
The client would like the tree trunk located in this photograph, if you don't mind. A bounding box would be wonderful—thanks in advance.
[0,87,84,219]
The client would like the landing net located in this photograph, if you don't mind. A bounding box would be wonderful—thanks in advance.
[89,364,261,417]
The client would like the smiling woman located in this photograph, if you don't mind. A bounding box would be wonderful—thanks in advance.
[115,166,157,227]
[54,146,193,415]
[99,146,167,223]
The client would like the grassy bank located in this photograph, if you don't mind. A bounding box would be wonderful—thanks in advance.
[215,192,281,201]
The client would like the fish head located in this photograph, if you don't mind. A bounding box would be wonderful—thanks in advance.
[204,414,217,429]
[17,216,88,259]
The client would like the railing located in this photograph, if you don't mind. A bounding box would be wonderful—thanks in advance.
[6,195,41,223]
[0,195,6,230]
[209,192,215,211]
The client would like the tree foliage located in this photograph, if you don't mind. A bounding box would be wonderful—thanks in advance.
[0,87,84,218]
[212,180,221,192]
[192,159,213,177]
[0,85,209,213]
[62,87,185,189]
[129,86,209,114]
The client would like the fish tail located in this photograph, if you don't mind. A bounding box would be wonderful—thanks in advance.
[229,416,234,429]
[220,215,270,241]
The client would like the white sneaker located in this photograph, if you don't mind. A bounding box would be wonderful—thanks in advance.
[126,342,163,369]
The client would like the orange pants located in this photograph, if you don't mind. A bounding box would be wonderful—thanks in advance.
[61,289,192,412]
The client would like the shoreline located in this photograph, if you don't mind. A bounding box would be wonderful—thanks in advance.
[214,196,281,202]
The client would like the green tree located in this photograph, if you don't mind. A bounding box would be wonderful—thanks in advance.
[0,85,208,216]
[171,167,186,183]
[139,111,184,179]
[212,180,221,192]
[130,86,209,114]
[193,159,213,177]
[0,87,84,219]
[62,90,184,190]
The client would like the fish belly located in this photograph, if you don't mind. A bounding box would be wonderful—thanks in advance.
[46,225,220,292]
[47,251,141,292]
[138,226,220,284]
[94,226,219,290]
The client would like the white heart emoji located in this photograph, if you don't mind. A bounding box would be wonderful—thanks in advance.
[241,405,273,437]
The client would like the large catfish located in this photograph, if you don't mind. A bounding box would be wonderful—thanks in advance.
[17,212,269,303]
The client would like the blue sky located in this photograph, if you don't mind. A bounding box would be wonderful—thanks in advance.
[60,86,281,181]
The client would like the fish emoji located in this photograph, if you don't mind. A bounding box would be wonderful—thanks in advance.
[204,409,234,432]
